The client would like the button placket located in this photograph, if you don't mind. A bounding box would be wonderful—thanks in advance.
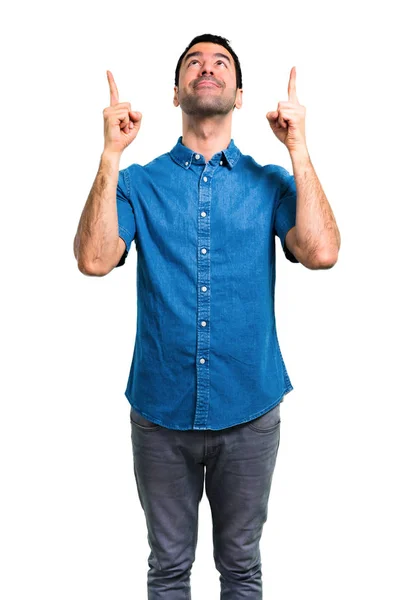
[194,164,214,429]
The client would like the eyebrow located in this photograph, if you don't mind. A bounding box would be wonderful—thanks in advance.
[183,51,232,65]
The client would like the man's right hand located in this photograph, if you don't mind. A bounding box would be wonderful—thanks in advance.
[103,70,142,154]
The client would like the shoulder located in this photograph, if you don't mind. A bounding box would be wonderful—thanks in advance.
[236,153,277,179]
[240,154,290,179]
[122,151,171,188]
[263,163,292,180]
[243,156,293,189]
[263,164,294,194]
[123,149,171,173]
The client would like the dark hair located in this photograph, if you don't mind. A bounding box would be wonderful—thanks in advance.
[174,33,243,89]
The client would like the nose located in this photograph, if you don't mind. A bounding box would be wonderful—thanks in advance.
[201,61,214,77]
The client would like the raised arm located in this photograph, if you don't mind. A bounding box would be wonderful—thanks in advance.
[73,70,142,276]
[74,151,124,275]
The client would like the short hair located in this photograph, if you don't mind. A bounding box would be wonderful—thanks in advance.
[174,33,243,89]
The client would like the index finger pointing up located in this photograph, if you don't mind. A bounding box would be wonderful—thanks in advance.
[107,70,119,106]
[288,66,298,103]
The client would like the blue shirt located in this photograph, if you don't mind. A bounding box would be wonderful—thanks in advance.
[116,135,299,431]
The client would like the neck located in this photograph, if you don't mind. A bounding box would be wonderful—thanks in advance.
[181,114,232,163]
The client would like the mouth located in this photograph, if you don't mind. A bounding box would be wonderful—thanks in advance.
[195,81,219,88]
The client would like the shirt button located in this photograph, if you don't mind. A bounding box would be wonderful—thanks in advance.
[201,248,207,254]
[185,161,189,166]
[195,154,200,160]
[201,286,207,292]
[220,160,223,165]
[201,211,206,217]
[201,321,207,327]
[199,358,206,364]
[203,176,208,182]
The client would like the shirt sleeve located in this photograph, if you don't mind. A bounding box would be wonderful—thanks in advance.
[273,165,299,263]
[115,167,136,267]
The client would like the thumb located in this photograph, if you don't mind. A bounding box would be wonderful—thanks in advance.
[266,111,278,121]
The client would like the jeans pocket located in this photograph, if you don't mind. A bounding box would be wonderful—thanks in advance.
[247,402,281,433]
[130,406,161,431]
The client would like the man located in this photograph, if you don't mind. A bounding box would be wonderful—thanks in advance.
[74,33,340,600]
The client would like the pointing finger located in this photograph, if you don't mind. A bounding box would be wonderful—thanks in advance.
[107,70,119,106]
[288,66,298,103]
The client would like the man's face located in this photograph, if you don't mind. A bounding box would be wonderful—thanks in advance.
[173,42,242,117]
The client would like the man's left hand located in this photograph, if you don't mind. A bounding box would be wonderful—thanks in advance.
[266,67,307,153]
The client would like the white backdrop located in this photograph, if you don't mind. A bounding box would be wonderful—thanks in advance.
[1,0,399,598]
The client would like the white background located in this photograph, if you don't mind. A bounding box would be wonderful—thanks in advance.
[1,0,399,598]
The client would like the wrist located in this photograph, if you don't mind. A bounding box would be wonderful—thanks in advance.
[101,149,122,165]
[289,146,311,166]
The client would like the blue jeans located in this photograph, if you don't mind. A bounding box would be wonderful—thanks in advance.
[129,400,282,599]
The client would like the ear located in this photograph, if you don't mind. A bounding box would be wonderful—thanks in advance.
[234,88,243,110]
[173,85,179,107]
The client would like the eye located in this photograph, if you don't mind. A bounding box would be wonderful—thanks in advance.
[188,59,227,67]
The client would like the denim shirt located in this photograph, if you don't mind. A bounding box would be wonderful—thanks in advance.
[116,135,299,430]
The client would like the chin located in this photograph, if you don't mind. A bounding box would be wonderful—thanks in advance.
[181,97,232,117]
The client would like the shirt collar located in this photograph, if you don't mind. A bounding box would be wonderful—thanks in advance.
[169,135,241,170]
